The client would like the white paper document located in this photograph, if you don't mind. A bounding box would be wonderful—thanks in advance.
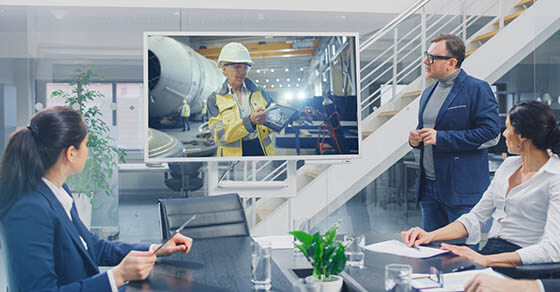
[412,268,506,291]
[252,235,294,249]
[364,240,449,258]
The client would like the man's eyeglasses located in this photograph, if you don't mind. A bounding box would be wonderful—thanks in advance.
[425,51,454,64]
[224,63,251,72]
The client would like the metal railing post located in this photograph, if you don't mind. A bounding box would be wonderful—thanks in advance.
[392,28,398,100]
[421,6,427,90]
[498,0,504,30]
[462,0,467,41]
[251,161,257,228]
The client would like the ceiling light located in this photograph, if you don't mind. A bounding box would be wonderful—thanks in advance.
[266,79,269,83]
[270,69,275,73]
[256,79,259,83]
[286,78,290,82]
[297,78,301,82]
[300,67,304,71]
[296,84,300,87]
[285,68,289,72]
[271,85,275,88]
[279,84,283,88]
[276,78,280,82]
[287,84,291,87]
[256,69,261,74]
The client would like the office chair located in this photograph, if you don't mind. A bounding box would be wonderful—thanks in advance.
[158,193,249,240]
[164,162,203,196]
[0,223,17,292]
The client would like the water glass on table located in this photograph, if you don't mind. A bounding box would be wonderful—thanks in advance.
[344,234,365,268]
[385,264,412,292]
[251,241,272,290]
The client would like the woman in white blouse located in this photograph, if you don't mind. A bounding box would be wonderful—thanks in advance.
[402,101,560,267]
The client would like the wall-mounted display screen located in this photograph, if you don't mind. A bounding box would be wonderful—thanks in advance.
[144,32,360,162]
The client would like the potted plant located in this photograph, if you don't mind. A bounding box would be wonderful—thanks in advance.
[50,66,126,229]
[290,221,346,292]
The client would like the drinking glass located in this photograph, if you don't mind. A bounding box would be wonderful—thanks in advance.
[344,234,365,268]
[251,241,272,290]
[385,264,412,292]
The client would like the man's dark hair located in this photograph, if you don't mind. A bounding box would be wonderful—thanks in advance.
[431,34,465,68]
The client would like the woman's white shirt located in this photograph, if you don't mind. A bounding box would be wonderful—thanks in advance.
[457,153,560,264]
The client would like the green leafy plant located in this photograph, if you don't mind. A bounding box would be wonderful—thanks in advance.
[290,221,346,281]
[50,66,126,203]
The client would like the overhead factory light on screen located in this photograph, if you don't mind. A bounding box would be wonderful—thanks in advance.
[284,92,294,101]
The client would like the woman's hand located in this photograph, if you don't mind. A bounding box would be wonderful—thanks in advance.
[152,233,193,257]
[401,226,434,247]
[441,243,489,266]
[112,250,156,286]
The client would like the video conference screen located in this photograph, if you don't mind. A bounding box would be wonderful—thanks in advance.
[144,32,361,162]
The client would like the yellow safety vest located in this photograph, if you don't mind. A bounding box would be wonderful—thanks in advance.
[181,103,190,117]
[209,89,275,157]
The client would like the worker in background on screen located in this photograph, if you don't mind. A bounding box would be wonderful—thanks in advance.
[207,42,276,157]
[181,101,190,131]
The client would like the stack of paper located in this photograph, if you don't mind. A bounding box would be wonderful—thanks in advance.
[412,268,505,291]
[364,240,449,258]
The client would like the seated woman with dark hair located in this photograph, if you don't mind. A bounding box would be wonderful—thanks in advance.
[402,100,560,267]
[0,106,193,291]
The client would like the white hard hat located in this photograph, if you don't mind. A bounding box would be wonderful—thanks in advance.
[217,42,254,67]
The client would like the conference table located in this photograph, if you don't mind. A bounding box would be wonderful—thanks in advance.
[126,236,483,292]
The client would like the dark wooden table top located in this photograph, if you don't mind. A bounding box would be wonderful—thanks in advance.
[343,245,483,292]
[126,236,293,292]
[125,235,482,292]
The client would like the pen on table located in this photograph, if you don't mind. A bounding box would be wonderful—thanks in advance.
[451,264,476,273]
[151,214,196,256]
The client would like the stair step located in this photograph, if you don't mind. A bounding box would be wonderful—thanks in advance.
[515,0,533,8]
[378,110,399,117]
[401,90,422,98]
[362,130,374,138]
[304,170,322,178]
[256,208,274,219]
[472,29,499,43]
[493,9,526,25]
[466,48,478,57]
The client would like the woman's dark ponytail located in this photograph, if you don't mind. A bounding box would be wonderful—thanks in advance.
[0,106,87,216]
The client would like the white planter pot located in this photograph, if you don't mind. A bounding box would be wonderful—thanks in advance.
[305,275,343,292]
[72,193,92,230]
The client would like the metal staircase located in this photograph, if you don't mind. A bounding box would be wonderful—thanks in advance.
[215,0,560,236]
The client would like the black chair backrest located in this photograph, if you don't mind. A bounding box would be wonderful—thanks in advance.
[158,193,249,240]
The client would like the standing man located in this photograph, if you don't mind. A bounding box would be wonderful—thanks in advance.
[181,101,190,131]
[409,34,500,232]
[208,42,276,157]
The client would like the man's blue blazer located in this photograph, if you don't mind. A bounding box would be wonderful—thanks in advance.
[2,181,150,292]
[413,69,501,206]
